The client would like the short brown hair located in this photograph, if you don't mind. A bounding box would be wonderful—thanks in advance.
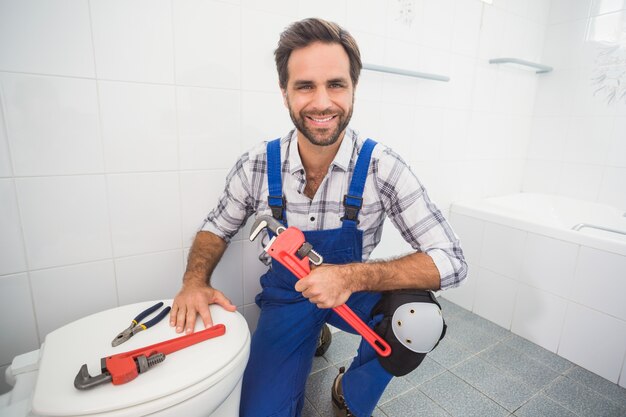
[274,18,362,89]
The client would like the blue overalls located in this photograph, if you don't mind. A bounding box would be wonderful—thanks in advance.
[240,138,392,417]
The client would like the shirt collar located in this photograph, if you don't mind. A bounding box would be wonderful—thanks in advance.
[286,128,356,174]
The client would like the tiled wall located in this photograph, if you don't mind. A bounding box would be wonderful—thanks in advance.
[445,211,626,387]
[524,0,626,208]
[1,0,551,385]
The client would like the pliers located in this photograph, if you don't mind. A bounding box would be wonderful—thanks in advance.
[111,301,171,347]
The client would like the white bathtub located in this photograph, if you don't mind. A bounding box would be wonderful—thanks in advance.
[446,193,626,387]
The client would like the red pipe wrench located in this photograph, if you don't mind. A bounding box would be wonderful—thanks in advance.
[249,215,391,357]
[74,324,226,389]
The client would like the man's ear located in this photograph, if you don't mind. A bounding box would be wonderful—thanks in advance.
[280,87,288,108]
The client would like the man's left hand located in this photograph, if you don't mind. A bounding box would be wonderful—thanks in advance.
[294,264,353,309]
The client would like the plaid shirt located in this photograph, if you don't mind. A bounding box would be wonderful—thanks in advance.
[201,128,467,290]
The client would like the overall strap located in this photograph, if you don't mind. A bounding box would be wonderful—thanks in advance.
[266,138,286,222]
[342,138,377,227]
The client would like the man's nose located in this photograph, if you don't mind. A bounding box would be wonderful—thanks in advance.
[311,87,332,110]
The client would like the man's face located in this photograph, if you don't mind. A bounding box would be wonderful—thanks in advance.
[282,42,355,147]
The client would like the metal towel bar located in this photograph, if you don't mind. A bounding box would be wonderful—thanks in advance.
[571,223,626,236]
[362,63,450,82]
[489,58,553,74]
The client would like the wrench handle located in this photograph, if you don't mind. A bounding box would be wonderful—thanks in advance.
[267,227,391,357]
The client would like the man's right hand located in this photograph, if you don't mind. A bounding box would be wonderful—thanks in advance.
[170,282,237,334]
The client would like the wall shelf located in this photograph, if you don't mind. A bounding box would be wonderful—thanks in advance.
[489,58,553,74]
[362,63,450,82]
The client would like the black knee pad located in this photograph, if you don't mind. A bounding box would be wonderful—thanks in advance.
[373,290,447,376]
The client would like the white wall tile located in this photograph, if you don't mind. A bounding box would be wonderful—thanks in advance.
[242,303,261,333]
[177,87,241,171]
[297,0,347,24]
[606,117,626,167]
[1,74,102,176]
[108,172,182,257]
[556,162,603,202]
[241,0,296,16]
[559,302,626,383]
[480,223,526,280]
[520,233,579,298]
[548,0,592,24]
[212,240,244,307]
[527,116,567,160]
[441,261,476,311]
[591,0,626,15]
[242,10,293,93]
[571,247,626,321]
[471,62,499,113]
[346,0,387,37]
[0,273,39,365]
[598,167,626,209]
[477,5,505,61]
[173,0,241,89]
[532,69,579,117]
[562,116,614,165]
[410,106,443,162]
[90,0,174,84]
[379,102,415,158]
[511,284,567,352]
[0,180,27,275]
[16,176,112,269]
[448,213,483,266]
[115,250,184,306]
[350,98,384,140]
[241,91,292,150]
[0,99,12,178]
[98,81,177,173]
[180,170,229,247]
[451,0,482,57]
[472,267,518,329]
[418,0,454,50]
[0,0,94,77]
[522,159,561,194]
[30,260,117,339]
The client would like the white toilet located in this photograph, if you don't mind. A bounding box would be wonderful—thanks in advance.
[0,300,250,417]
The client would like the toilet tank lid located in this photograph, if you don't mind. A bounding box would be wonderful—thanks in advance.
[32,301,250,416]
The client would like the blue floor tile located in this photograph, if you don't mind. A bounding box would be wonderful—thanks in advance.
[479,342,560,390]
[564,366,626,410]
[513,394,577,417]
[544,376,625,417]
[419,371,509,417]
[502,334,573,374]
[381,387,451,417]
[451,356,538,412]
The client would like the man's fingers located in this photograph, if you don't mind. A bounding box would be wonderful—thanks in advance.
[169,303,178,327]
[185,308,197,334]
[197,302,214,328]
[176,305,187,333]
[213,291,237,312]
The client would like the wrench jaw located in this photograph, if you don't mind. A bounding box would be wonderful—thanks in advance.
[74,362,112,390]
[249,215,286,242]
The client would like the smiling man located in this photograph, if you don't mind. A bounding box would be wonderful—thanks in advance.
[170,18,467,417]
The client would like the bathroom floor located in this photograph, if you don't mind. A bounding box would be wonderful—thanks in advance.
[303,298,626,417]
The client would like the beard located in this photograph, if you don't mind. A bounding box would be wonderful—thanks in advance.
[287,97,354,147]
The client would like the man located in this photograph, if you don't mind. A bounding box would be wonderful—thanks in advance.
[170,18,467,417]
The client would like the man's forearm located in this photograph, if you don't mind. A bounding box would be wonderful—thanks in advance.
[183,231,228,287]
[346,252,441,292]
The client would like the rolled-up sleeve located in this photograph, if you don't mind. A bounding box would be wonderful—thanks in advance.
[376,149,467,290]
[201,154,254,243]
